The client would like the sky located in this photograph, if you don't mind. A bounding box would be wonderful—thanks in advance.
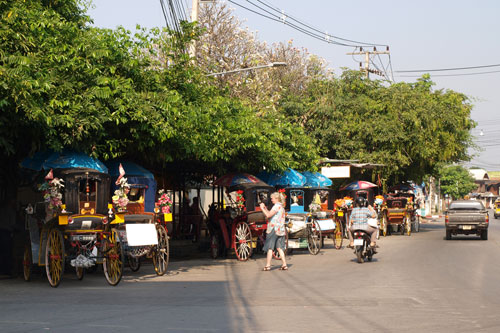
[88,0,500,171]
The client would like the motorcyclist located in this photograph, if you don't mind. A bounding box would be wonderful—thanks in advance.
[347,197,378,250]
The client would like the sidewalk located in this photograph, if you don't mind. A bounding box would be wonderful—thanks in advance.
[421,215,444,223]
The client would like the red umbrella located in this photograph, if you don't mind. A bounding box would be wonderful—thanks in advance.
[340,180,378,191]
[214,173,267,187]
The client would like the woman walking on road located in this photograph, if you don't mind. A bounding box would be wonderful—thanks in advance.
[260,192,288,271]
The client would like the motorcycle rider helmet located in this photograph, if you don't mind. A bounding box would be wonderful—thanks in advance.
[355,197,367,208]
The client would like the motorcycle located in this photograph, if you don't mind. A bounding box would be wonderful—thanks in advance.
[352,229,375,263]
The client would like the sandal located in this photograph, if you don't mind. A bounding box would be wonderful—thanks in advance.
[279,265,288,271]
[262,266,271,271]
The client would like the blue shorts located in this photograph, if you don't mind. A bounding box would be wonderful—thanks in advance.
[263,229,285,252]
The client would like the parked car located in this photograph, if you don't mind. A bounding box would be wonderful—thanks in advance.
[445,200,489,240]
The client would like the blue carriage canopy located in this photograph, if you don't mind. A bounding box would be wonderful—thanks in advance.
[105,160,157,213]
[301,171,332,187]
[257,168,306,187]
[20,149,108,173]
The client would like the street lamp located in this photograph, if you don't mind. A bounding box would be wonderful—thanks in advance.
[206,62,287,77]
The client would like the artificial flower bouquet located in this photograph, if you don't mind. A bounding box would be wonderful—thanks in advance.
[235,190,246,214]
[38,178,65,210]
[112,177,130,212]
[156,189,173,214]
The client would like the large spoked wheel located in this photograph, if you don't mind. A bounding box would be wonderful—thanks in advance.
[413,215,420,233]
[334,219,344,250]
[405,217,411,236]
[234,221,253,261]
[210,232,220,259]
[153,225,169,276]
[272,230,288,260]
[45,228,65,288]
[103,228,124,286]
[23,243,32,282]
[307,219,322,255]
[128,255,141,272]
[381,214,388,237]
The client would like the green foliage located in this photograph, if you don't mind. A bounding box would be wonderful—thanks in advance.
[0,0,319,183]
[438,165,477,199]
[280,71,476,183]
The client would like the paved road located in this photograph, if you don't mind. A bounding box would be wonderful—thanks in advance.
[1,211,500,332]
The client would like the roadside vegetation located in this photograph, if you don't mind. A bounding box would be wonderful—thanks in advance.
[0,0,476,193]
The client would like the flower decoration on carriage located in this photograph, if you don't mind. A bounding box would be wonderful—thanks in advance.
[334,198,345,210]
[309,193,322,212]
[343,196,353,208]
[235,190,246,213]
[38,176,65,210]
[112,177,130,212]
[156,189,173,214]
[374,195,384,206]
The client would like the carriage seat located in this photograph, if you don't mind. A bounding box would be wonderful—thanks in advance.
[247,211,266,223]
[387,198,408,209]
[124,213,154,224]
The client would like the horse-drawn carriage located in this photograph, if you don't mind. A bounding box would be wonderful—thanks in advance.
[283,187,333,254]
[106,161,169,276]
[379,192,417,236]
[21,151,124,287]
[207,174,273,261]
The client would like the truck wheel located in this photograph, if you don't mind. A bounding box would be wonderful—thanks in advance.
[445,230,452,240]
[481,230,488,240]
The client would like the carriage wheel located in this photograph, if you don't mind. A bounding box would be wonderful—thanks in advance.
[307,219,322,255]
[103,228,124,286]
[381,214,388,237]
[210,233,220,259]
[76,267,85,280]
[23,243,32,282]
[334,220,344,250]
[45,228,65,288]
[128,255,141,272]
[405,217,412,236]
[234,222,252,261]
[153,225,169,276]
[272,230,288,260]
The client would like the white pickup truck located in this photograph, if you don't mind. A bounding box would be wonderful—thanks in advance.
[445,200,489,240]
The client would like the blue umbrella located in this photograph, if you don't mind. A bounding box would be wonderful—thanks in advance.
[257,168,306,187]
[21,150,108,173]
[302,171,332,187]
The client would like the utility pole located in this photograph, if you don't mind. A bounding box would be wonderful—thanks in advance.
[191,0,199,22]
[189,0,216,59]
[347,46,390,79]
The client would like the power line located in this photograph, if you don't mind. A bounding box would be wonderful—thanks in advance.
[395,63,500,73]
[396,69,500,77]
[227,0,384,48]
[253,0,387,47]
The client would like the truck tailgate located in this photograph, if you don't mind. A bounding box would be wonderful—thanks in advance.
[447,211,486,224]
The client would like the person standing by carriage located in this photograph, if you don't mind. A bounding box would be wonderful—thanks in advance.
[260,192,288,271]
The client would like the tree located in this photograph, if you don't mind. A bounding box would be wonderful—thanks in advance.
[0,0,320,197]
[280,71,476,183]
[438,165,477,199]
[196,2,328,113]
